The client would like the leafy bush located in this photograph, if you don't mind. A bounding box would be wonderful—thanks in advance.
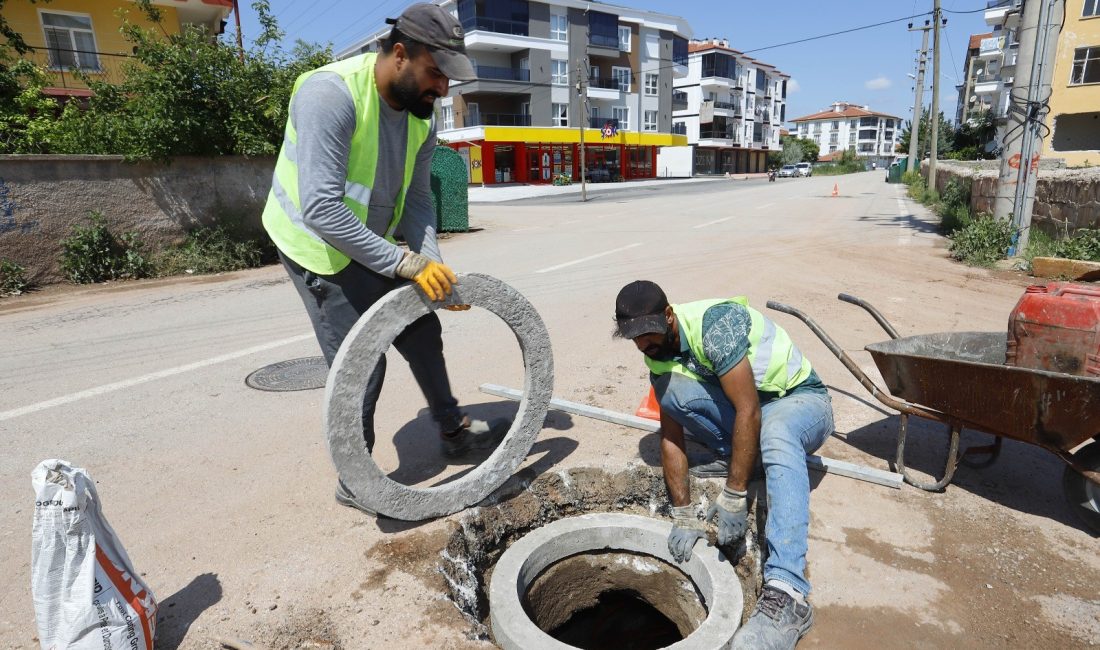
[945,145,980,161]
[813,149,865,176]
[1027,228,1100,263]
[948,214,1014,267]
[0,258,29,296]
[153,223,274,276]
[937,178,972,235]
[59,212,151,283]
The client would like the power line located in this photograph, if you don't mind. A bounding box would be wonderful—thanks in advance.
[741,11,933,54]
[330,0,411,53]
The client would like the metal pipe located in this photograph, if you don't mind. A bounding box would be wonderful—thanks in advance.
[837,293,901,339]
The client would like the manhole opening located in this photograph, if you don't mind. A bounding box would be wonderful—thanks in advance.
[439,465,763,642]
[523,550,706,650]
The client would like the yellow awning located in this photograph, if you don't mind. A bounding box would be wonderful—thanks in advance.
[482,126,688,147]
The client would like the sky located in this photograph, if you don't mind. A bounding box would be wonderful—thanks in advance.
[230,0,996,127]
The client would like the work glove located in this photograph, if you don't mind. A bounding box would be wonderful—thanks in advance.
[707,486,748,546]
[668,504,707,563]
[395,252,457,302]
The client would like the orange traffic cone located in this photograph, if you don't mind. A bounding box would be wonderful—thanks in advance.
[831,183,839,197]
[635,386,661,421]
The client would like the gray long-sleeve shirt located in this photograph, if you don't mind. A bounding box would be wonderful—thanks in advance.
[290,71,440,277]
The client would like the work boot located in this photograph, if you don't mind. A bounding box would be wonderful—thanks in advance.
[441,416,510,458]
[731,584,814,650]
[335,480,377,516]
[688,451,729,478]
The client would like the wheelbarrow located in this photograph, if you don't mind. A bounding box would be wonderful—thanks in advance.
[767,294,1100,534]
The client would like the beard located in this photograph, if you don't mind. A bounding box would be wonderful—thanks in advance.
[643,326,679,362]
[391,69,438,119]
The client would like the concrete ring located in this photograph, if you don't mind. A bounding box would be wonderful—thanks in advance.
[490,513,744,650]
[323,273,553,521]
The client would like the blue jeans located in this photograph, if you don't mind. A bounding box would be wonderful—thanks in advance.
[654,373,834,596]
[280,252,464,451]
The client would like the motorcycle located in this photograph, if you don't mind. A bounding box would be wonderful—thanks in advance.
[767,169,777,182]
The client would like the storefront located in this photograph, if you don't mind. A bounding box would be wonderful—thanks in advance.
[693,147,768,175]
[445,126,687,185]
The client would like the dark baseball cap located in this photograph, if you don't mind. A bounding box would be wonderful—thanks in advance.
[386,3,476,82]
[614,281,670,339]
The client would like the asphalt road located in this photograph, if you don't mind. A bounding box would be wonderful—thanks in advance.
[2,171,1097,649]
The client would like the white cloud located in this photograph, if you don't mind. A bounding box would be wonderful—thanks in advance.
[865,76,892,91]
[787,79,801,93]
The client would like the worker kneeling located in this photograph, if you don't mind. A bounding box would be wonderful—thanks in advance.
[614,281,834,650]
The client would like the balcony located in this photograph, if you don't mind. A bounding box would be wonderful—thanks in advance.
[468,113,532,127]
[974,72,1002,94]
[24,47,130,94]
[461,16,528,36]
[475,65,530,82]
[587,77,623,100]
[590,117,624,130]
[978,36,1004,59]
[984,0,1019,26]
[672,91,688,110]
[671,122,687,135]
[713,101,742,116]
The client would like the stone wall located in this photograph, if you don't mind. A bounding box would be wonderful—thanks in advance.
[0,155,276,285]
[923,160,1100,235]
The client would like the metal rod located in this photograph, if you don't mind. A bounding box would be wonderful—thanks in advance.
[837,293,901,339]
[479,384,903,489]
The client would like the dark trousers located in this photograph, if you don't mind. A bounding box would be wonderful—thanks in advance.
[280,252,464,451]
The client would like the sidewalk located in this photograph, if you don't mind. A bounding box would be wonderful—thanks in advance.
[468,173,768,203]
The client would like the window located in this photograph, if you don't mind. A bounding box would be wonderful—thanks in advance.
[457,0,529,36]
[467,102,480,126]
[672,36,688,66]
[612,66,631,92]
[829,133,838,145]
[1085,0,1099,17]
[552,103,568,127]
[1070,46,1100,84]
[831,120,839,130]
[550,13,568,41]
[442,106,454,130]
[41,11,100,70]
[613,106,629,130]
[552,59,568,86]
[701,52,738,80]
[618,25,631,52]
[588,10,618,49]
[644,73,658,96]
[644,110,657,131]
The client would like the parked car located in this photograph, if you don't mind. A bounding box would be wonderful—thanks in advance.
[584,167,611,182]
[795,162,813,177]
[778,164,798,178]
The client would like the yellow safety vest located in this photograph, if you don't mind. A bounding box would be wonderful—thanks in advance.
[645,298,813,396]
[262,52,432,274]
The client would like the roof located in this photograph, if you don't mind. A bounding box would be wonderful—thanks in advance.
[790,104,901,122]
[687,41,788,77]
[968,32,993,50]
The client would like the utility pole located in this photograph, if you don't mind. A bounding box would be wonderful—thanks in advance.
[907,21,931,171]
[993,0,1063,254]
[577,59,588,202]
[928,0,943,192]
[232,0,244,62]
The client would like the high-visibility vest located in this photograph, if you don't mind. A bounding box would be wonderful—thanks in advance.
[261,52,432,275]
[644,297,813,396]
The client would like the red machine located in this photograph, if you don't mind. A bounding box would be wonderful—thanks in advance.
[1007,282,1100,377]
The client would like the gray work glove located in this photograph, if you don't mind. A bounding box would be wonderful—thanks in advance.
[668,504,707,563]
[707,486,748,546]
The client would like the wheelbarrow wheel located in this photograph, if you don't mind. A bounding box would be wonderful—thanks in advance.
[1062,442,1100,535]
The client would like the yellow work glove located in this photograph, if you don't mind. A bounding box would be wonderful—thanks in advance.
[395,252,458,302]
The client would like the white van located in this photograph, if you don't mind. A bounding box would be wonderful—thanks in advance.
[795,162,812,177]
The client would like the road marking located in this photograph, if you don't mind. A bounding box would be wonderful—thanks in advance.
[0,333,314,422]
[693,216,735,229]
[535,242,642,273]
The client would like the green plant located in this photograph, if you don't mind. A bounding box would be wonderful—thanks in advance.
[551,172,572,186]
[153,223,272,276]
[0,258,29,296]
[59,212,151,283]
[948,213,1014,267]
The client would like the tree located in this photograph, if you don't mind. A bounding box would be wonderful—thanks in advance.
[0,0,50,57]
[779,138,803,165]
[898,108,956,160]
[951,109,997,160]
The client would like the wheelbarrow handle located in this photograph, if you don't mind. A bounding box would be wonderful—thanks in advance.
[837,293,901,339]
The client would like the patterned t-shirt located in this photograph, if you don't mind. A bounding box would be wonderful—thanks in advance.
[657,302,827,402]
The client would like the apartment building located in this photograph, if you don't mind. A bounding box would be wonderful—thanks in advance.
[955,31,995,124]
[1041,0,1100,165]
[4,0,231,98]
[671,38,788,175]
[340,0,692,184]
[975,0,1024,121]
[789,102,902,168]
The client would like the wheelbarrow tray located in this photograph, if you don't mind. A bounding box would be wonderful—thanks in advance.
[866,331,1100,452]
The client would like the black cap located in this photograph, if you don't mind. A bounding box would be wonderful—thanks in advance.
[614,281,670,339]
[386,3,476,82]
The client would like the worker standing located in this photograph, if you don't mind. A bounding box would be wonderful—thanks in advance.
[262,4,507,514]
[613,280,833,650]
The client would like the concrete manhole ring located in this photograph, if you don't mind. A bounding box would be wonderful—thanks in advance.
[323,273,553,521]
[245,356,328,391]
[489,513,744,649]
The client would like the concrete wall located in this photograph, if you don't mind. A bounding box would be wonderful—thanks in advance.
[1041,5,1100,166]
[0,155,275,285]
[924,160,1100,235]
[656,145,693,177]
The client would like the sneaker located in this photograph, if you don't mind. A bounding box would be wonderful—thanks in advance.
[440,417,510,459]
[688,452,729,478]
[731,585,814,650]
[335,480,377,516]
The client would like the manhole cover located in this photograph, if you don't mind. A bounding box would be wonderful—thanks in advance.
[245,356,328,392]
